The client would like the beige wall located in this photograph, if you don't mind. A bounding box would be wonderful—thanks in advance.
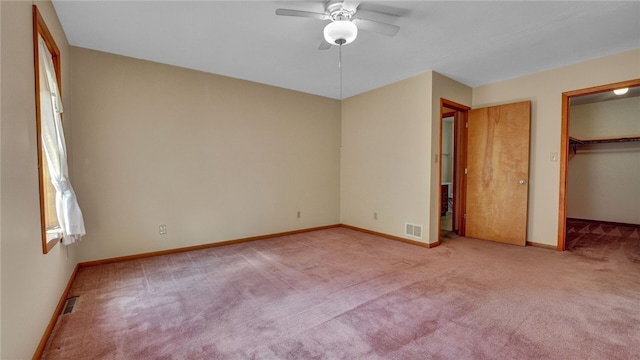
[473,49,640,246]
[340,72,471,244]
[570,97,640,139]
[567,96,640,224]
[0,1,78,359]
[341,73,432,241]
[70,48,341,262]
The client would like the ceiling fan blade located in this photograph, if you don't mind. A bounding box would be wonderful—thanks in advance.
[353,18,400,37]
[318,40,332,50]
[275,8,329,21]
[342,0,361,12]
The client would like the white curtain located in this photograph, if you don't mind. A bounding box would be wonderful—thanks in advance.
[38,35,86,245]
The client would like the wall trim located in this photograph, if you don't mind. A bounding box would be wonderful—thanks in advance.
[340,224,440,248]
[33,264,80,360]
[79,224,341,267]
[79,224,440,268]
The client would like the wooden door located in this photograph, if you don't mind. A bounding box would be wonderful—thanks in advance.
[466,101,531,246]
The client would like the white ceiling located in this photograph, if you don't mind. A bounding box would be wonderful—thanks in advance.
[52,1,640,100]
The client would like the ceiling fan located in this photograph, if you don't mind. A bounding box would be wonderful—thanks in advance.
[276,0,403,49]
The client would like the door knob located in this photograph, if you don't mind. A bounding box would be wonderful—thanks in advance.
[519,179,526,185]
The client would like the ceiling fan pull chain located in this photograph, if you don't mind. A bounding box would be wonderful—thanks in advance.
[339,44,343,100]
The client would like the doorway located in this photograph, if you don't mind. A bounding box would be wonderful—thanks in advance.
[439,99,470,242]
[558,78,640,251]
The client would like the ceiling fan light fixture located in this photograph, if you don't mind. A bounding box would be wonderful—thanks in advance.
[613,87,629,95]
[324,20,358,46]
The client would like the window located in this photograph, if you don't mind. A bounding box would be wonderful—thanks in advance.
[34,5,62,253]
[33,5,86,253]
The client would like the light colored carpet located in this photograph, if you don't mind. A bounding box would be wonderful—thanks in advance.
[42,227,640,359]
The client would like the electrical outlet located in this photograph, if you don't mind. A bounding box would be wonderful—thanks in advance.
[374,212,378,220]
[297,211,301,219]
[159,225,167,235]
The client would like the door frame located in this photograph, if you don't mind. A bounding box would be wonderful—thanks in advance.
[557,78,640,250]
[440,99,470,241]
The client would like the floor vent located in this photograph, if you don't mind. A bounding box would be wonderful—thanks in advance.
[62,296,79,315]
[405,223,423,239]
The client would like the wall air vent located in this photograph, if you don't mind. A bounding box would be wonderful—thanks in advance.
[405,223,423,239]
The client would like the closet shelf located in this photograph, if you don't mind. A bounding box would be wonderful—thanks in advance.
[569,136,640,153]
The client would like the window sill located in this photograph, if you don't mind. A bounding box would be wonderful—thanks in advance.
[44,227,62,254]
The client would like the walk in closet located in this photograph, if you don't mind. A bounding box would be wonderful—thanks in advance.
[567,88,640,225]
[566,86,640,252]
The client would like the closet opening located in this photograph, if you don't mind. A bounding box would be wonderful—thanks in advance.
[559,79,640,256]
